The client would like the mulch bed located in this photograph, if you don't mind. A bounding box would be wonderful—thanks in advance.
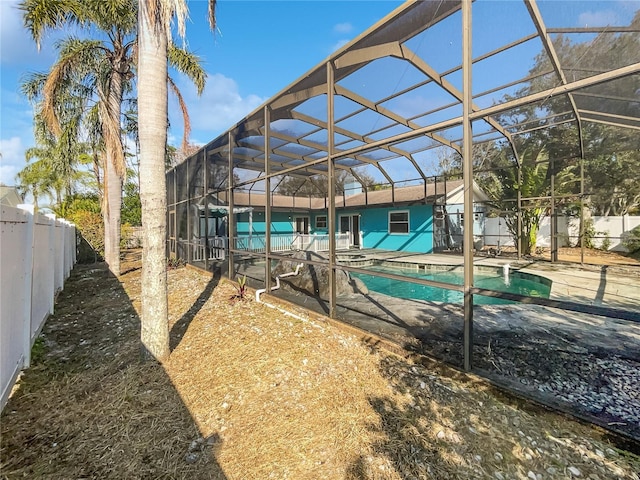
[1,252,639,479]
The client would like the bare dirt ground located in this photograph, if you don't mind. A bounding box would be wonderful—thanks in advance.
[1,250,640,479]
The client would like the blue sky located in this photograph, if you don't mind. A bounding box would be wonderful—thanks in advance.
[1,0,637,188]
[0,0,402,186]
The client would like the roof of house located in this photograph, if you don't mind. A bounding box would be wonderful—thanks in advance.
[208,179,487,211]
[0,186,24,207]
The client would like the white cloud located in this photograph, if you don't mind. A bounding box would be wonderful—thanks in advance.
[577,10,620,27]
[170,72,266,144]
[1,87,36,130]
[0,0,44,67]
[333,22,353,35]
[330,39,351,54]
[0,137,25,185]
[1,0,70,70]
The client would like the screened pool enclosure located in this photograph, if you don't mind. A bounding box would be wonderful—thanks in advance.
[166,0,640,376]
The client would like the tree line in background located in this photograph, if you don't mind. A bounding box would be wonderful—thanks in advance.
[432,15,640,255]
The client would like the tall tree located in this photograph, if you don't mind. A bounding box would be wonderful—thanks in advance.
[20,0,205,276]
[15,108,93,209]
[137,0,216,360]
[20,0,137,275]
[15,157,56,210]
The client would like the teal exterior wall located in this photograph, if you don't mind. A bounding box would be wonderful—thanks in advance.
[339,205,434,253]
[234,206,436,253]
[236,211,293,235]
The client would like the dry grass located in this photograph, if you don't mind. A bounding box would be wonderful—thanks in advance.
[1,251,639,479]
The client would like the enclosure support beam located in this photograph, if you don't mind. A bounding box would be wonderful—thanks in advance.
[204,149,209,272]
[186,158,192,265]
[517,165,522,260]
[462,0,474,372]
[264,106,272,293]
[551,156,557,262]
[172,169,177,259]
[580,156,585,265]
[227,132,235,279]
[526,0,585,164]
[327,61,337,319]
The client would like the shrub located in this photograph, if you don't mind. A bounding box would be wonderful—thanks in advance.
[228,275,249,301]
[582,218,596,249]
[622,225,640,253]
[71,209,104,256]
[167,257,185,270]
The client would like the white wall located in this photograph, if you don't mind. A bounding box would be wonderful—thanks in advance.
[484,215,640,251]
[1,205,76,411]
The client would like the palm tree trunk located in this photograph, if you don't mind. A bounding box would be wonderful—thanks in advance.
[138,0,170,361]
[103,154,122,275]
[100,65,126,277]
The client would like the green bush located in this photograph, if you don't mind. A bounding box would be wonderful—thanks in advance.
[582,218,596,249]
[71,209,104,255]
[622,225,640,253]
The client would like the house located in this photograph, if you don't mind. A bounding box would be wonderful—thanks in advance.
[0,186,24,207]
[172,178,489,262]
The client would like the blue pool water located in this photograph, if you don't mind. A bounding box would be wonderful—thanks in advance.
[351,267,550,305]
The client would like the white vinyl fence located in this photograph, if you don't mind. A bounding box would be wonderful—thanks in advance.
[1,204,76,410]
[485,215,640,251]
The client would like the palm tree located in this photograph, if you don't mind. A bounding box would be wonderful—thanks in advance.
[15,96,90,209]
[137,0,216,361]
[16,157,56,210]
[19,0,206,276]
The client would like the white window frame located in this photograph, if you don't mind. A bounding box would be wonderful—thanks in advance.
[315,215,327,229]
[388,210,409,235]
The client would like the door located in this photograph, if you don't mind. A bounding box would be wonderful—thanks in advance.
[351,215,360,247]
[339,214,361,248]
[294,216,310,234]
[293,216,310,249]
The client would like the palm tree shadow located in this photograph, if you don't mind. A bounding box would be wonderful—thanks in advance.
[170,274,220,351]
[0,262,228,479]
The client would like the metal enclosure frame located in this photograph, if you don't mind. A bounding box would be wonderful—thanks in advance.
[167,0,640,370]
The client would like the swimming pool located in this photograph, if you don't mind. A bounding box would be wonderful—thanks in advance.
[351,266,551,305]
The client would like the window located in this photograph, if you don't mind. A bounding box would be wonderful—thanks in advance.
[315,215,327,229]
[388,211,409,234]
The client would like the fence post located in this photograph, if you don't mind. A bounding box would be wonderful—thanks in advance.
[45,214,57,314]
[17,205,35,369]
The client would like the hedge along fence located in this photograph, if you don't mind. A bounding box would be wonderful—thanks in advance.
[1,204,76,410]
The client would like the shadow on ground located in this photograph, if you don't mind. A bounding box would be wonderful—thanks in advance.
[346,354,640,479]
[0,261,227,479]
[171,274,220,351]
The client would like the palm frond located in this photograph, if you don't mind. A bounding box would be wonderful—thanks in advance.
[18,0,83,49]
[20,72,48,103]
[41,38,104,135]
[168,76,190,151]
[168,44,206,94]
[83,0,137,36]
[207,0,217,32]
